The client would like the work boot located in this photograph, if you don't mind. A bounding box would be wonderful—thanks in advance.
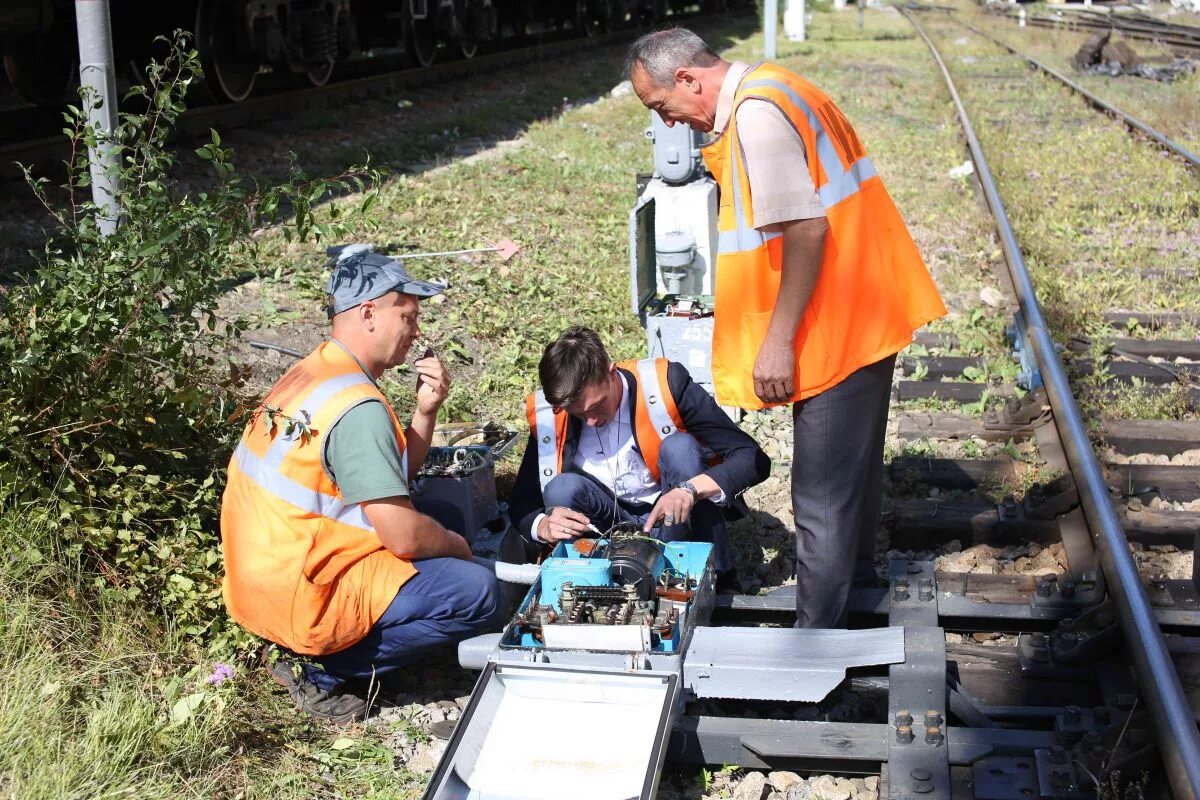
[262,645,369,724]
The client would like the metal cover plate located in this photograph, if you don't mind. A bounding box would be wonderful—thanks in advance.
[684,626,906,702]
[423,662,678,800]
[629,195,657,316]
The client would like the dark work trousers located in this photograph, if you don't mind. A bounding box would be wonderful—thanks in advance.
[792,354,896,629]
[302,557,502,692]
[541,432,734,573]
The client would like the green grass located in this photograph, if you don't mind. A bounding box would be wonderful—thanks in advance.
[0,505,442,798]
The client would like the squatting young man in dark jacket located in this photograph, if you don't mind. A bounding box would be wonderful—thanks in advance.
[510,326,770,581]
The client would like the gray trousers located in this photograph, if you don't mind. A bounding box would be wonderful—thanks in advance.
[792,354,895,628]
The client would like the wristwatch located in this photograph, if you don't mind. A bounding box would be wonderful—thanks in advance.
[675,480,699,499]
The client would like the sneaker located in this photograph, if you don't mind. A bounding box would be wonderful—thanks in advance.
[262,644,369,724]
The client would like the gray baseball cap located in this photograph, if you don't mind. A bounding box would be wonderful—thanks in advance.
[325,244,445,317]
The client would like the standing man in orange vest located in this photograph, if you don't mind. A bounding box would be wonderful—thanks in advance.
[626,30,946,627]
[221,247,501,723]
[509,326,770,582]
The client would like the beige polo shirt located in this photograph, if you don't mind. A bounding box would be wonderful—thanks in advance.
[713,62,825,230]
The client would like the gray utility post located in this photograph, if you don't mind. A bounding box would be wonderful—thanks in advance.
[75,0,120,235]
[764,0,778,59]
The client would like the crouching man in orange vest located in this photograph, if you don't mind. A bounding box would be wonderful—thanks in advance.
[221,247,501,723]
[627,30,947,627]
[509,326,770,583]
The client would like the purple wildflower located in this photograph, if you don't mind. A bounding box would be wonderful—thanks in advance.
[205,663,235,686]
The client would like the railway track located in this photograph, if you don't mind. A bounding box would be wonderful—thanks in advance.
[947,18,1200,169]
[632,8,1200,800]
[990,6,1200,57]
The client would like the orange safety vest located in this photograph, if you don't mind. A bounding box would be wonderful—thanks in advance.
[524,358,686,490]
[221,340,416,656]
[701,63,947,410]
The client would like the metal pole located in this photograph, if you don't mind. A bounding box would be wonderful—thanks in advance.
[903,11,1200,799]
[764,0,777,59]
[75,0,120,235]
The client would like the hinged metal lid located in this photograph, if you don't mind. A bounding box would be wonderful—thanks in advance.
[423,661,679,800]
[629,194,657,316]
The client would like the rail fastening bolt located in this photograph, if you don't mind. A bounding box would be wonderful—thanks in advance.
[924,710,942,728]
[1049,745,1068,764]
[1029,633,1048,648]
[894,585,910,602]
[911,768,934,794]
[1061,580,1076,598]
[925,726,943,745]
[896,709,914,727]
[1036,580,1053,598]
[896,724,914,744]
[1050,769,1073,789]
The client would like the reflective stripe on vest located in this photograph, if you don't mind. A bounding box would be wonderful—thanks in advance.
[635,359,678,438]
[717,118,783,256]
[617,358,686,484]
[232,441,376,531]
[261,371,373,469]
[741,77,879,210]
[528,390,561,492]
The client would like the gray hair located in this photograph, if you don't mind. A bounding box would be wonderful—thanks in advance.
[624,28,720,86]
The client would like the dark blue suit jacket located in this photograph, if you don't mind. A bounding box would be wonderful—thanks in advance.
[509,361,771,537]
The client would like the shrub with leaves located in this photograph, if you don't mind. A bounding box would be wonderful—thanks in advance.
[0,33,379,644]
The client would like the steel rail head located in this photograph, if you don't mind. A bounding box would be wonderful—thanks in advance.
[956,19,1200,170]
[899,9,1200,799]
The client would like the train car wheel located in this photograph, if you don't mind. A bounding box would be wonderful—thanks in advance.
[307,60,335,87]
[196,0,259,102]
[3,19,78,106]
[407,0,438,68]
[408,27,438,67]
